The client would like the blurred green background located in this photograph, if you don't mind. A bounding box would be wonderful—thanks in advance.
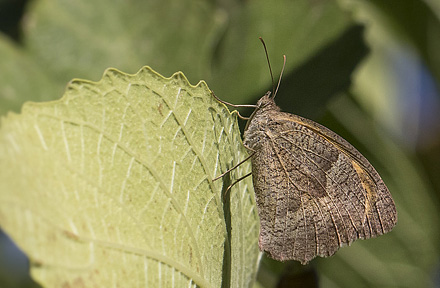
[0,0,439,287]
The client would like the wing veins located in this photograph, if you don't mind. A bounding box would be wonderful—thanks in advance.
[277,132,368,234]
[275,133,363,241]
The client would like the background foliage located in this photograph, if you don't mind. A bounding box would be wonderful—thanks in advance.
[1,0,439,287]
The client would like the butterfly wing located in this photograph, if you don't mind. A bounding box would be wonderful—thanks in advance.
[249,111,397,264]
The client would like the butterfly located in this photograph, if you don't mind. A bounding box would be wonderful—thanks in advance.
[214,38,397,264]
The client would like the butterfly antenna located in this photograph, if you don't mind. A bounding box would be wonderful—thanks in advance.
[259,37,275,97]
[273,55,286,98]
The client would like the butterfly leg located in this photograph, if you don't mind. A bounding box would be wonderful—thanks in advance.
[213,152,255,181]
[222,172,252,203]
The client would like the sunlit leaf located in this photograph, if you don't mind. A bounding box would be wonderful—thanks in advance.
[0,67,259,287]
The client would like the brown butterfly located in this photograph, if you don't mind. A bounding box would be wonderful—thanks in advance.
[213,38,397,265]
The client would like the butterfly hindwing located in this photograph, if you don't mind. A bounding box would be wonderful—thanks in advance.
[244,95,397,264]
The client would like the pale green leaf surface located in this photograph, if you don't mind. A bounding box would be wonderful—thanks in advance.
[0,67,259,287]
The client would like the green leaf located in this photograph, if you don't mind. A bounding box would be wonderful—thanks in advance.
[23,0,224,86]
[210,0,353,105]
[0,34,61,115]
[4,0,439,287]
[0,67,259,287]
[18,0,353,110]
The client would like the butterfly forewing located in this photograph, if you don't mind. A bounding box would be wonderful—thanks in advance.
[243,94,397,264]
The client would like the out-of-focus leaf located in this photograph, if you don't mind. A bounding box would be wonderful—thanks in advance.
[21,0,353,107]
[210,0,353,105]
[368,0,440,83]
[0,34,60,115]
[276,24,369,119]
[23,0,224,85]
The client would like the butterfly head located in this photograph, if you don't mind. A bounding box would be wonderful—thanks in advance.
[243,91,281,134]
[255,91,280,113]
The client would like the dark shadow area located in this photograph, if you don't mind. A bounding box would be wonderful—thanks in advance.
[220,173,232,288]
[0,0,28,42]
[0,229,41,288]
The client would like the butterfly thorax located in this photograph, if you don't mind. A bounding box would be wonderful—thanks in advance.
[243,92,280,151]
